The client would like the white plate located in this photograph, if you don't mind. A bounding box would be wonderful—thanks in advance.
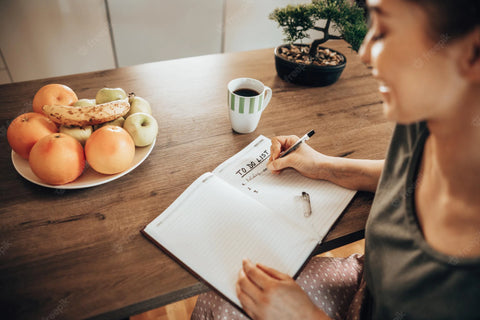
[11,140,155,189]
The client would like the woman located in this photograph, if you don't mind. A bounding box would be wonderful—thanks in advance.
[192,0,480,318]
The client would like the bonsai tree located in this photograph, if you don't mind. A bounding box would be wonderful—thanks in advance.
[270,0,367,56]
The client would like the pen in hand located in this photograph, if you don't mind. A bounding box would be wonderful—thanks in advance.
[279,130,315,158]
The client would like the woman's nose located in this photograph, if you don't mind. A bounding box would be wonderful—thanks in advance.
[359,32,372,65]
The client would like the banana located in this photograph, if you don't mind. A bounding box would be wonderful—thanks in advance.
[42,98,131,127]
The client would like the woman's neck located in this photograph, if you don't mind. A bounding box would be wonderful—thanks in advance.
[424,94,480,201]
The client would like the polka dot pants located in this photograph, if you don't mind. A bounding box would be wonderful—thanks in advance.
[191,254,366,320]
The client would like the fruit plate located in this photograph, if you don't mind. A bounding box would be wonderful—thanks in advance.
[11,140,155,189]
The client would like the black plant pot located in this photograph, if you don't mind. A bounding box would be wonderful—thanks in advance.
[274,44,347,87]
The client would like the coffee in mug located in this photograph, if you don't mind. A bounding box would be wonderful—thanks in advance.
[227,78,272,134]
[233,88,260,97]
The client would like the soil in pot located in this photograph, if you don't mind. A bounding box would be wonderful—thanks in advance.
[277,45,345,66]
[275,44,347,87]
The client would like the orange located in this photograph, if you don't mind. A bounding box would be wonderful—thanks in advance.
[85,125,135,174]
[29,133,85,185]
[7,112,58,159]
[32,84,78,114]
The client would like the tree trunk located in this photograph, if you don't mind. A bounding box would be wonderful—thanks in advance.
[309,18,331,57]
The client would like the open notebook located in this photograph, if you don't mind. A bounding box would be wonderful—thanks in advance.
[142,135,356,308]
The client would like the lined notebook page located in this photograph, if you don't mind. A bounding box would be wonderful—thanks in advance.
[213,135,357,242]
[144,173,319,308]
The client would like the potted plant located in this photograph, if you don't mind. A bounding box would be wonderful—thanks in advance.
[270,0,367,86]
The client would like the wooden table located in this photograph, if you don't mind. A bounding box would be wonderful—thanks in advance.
[0,40,393,320]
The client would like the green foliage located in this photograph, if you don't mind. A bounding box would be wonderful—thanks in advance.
[341,20,368,52]
[269,0,367,52]
[268,4,316,44]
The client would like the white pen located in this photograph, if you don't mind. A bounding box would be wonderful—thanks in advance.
[279,130,315,158]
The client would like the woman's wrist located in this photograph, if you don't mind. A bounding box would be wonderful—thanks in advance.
[313,154,337,181]
[314,156,384,192]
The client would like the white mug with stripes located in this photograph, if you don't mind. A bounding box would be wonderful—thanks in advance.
[227,78,272,133]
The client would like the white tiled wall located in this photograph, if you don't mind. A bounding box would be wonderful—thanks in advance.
[0,0,324,83]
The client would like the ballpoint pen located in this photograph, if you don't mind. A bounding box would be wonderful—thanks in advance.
[279,129,315,158]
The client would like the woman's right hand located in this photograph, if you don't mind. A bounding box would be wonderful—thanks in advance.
[267,135,384,192]
[267,135,332,180]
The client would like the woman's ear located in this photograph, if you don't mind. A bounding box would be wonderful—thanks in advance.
[459,27,480,82]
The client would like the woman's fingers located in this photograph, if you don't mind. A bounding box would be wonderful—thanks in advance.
[267,156,291,173]
[236,281,258,319]
[269,135,299,160]
[237,260,321,320]
[268,135,299,173]
[256,263,290,280]
[237,260,283,320]
[241,259,270,290]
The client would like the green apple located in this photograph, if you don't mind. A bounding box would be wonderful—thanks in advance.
[93,117,125,130]
[73,99,96,107]
[126,96,152,117]
[103,116,125,128]
[123,113,158,147]
[59,125,93,145]
[95,88,127,104]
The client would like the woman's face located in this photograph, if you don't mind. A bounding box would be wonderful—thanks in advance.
[360,0,465,124]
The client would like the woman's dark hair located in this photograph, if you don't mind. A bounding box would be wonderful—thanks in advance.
[405,0,479,41]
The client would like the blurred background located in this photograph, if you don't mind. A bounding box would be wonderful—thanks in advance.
[0,0,338,84]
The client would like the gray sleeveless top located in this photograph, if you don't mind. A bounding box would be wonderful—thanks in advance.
[364,122,480,319]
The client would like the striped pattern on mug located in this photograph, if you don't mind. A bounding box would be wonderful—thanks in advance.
[229,92,264,114]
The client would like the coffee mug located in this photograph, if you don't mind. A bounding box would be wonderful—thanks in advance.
[227,78,272,134]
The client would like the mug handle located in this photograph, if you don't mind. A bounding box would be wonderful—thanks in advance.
[262,86,272,111]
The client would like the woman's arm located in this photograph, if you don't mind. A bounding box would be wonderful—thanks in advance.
[322,157,384,192]
[267,135,384,193]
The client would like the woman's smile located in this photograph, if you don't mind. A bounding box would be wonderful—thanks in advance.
[377,80,390,94]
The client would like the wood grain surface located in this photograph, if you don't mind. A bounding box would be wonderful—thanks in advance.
[0,40,393,320]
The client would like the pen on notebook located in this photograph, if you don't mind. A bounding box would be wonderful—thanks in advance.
[279,130,315,158]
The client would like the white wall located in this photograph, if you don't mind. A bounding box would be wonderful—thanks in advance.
[0,0,328,84]
[108,0,224,67]
[223,0,312,52]
[0,50,10,84]
[0,0,115,83]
